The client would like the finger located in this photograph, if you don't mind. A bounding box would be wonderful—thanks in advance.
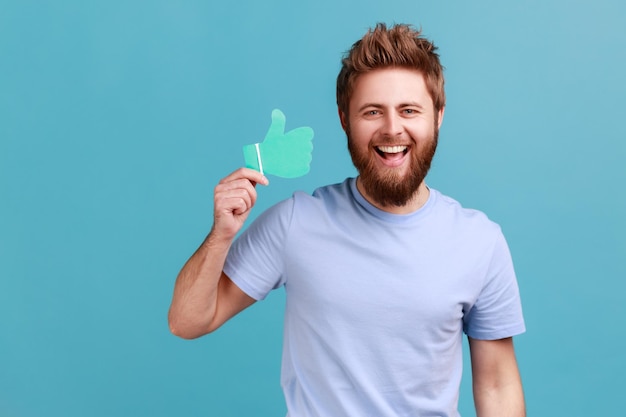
[265,109,286,139]
[219,167,269,187]
[214,187,255,220]
[221,193,253,216]
[212,192,253,239]
[216,176,259,203]
[215,170,267,213]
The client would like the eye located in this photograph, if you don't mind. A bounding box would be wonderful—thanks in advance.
[366,109,380,116]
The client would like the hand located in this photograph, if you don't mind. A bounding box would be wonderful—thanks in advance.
[212,168,268,241]
[243,109,314,178]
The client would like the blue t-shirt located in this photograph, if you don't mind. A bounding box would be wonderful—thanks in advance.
[224,178,525,417]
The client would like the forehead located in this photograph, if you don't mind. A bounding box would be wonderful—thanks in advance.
[350,67,433,109]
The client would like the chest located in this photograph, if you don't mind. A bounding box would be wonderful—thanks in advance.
[282,224,488,335]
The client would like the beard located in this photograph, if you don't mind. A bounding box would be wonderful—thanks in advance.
[347,125,438,208]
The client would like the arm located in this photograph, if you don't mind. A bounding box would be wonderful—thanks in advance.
[469,337,525,417]
[168,168,268,339]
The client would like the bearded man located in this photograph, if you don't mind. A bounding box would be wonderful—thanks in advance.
[169,23,526,417]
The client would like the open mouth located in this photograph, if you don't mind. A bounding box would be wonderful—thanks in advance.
[375,145,409,163]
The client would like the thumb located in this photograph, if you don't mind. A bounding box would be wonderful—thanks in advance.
[265,109,286,140]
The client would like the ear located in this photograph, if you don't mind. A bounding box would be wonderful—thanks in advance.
[338,108,348,132]
[436,107,445,129]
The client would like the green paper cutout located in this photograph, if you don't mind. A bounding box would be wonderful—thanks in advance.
[243,109,314,178]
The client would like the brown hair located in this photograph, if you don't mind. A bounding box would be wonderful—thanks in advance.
[336,23,445,116]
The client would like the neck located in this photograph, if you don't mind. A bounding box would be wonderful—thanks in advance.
[356,177,430,214]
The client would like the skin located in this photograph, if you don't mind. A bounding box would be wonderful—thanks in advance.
[168,168,262,339]
[339,67,444,214]
[469,337,526,417]
[169,67,525,416]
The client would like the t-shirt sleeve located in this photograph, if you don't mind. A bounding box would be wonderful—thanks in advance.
[223,198,293,301]
[463,230,526,340]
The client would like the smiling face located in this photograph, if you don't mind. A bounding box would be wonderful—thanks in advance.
[340,67,444,213]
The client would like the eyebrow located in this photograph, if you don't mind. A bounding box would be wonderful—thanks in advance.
[400,102,425,109]
[357,103,383,112]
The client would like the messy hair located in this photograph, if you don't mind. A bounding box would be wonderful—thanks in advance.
[336,23,445,116]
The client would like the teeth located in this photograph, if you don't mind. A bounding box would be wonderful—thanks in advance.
[377,145,407,154]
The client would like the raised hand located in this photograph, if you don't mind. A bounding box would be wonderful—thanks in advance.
[212,168,268,241]
[243,109,314,178]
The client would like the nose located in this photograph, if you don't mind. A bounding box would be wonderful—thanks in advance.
[381,112,403,137]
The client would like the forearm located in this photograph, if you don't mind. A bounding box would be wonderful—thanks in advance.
[474,378,525,417]
[168,229,232,339]
[168,168,267,339]
[470,337,525,417]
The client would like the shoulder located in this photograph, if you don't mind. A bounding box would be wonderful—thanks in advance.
[431,188,502,234]
[252,179,353,229]
[291,178,354,212]
[428,189,505,251]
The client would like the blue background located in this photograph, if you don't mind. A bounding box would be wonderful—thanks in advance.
[2,0,625,416]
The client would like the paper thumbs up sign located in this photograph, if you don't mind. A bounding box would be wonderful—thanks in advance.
[243,109,314,178]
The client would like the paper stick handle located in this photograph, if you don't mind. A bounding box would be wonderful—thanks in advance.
[255,143,264,176]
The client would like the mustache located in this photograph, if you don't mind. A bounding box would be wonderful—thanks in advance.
[372,136,414,146]
[346,126,439,208]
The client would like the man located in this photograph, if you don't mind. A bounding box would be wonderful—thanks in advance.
[169,23,526,417]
